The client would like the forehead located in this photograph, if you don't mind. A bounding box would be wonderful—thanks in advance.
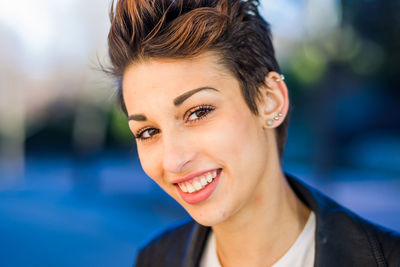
[122,52,231,108]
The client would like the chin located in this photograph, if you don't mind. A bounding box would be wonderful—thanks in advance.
[189,213,224,227]
[182,202,231,227]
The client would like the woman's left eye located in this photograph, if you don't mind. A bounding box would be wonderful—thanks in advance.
[185,105,215,122]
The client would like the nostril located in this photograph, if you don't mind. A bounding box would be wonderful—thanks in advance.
[163,158,191,174]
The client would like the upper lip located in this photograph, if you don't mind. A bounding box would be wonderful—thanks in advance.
[171,168,220,184]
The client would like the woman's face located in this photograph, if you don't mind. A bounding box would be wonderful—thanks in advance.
[123,52,276,226]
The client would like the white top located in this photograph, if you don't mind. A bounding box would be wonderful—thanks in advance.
[200,211,316,267]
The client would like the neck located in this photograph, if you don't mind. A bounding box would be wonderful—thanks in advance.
[212,169,311,267]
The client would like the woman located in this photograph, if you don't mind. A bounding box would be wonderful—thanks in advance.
[106,0,400,266]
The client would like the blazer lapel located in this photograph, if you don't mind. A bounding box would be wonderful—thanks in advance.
[183,222,210,267]
[286,175,384,267]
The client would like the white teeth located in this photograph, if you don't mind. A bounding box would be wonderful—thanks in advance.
[179,183,188,193]
[187,183,195,193]
[206,173,213,183]
[193,181,202,191]
[178,169,221,194]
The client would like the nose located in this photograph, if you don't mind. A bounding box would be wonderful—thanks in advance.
[162,132,195,174]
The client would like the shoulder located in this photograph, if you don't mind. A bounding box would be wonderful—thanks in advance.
[134,218,198,267]
[337,210,400,265]
[286,174,400,265]
[359,217,400,264]
[322,207,400,266]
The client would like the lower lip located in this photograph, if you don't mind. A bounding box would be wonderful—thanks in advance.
[176,169,222,205]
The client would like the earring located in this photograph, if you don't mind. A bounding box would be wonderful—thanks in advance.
[266,119,274,126]
[266,112,284,127]
[274,112,284,120]
[275,74,285,82]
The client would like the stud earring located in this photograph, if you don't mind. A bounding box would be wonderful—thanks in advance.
[268,112,284,126]
[275,74,285,82]
[266,112,284,127]
[266,119,274,126]
[274,112,284,120]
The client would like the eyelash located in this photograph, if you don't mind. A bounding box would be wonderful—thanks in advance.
[134,105,216,141]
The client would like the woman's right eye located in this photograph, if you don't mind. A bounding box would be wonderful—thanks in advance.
[135,128,160,141]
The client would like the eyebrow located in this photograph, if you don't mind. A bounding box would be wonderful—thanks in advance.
[173,87,218,106]
[128,114,147,121]
[127,87,218,122]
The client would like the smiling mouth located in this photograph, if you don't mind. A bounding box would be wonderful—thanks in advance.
[176,168,222,193]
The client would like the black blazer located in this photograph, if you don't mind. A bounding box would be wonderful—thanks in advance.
[135,175,400,267]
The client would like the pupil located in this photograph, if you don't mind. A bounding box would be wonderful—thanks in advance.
[196,109,206,117]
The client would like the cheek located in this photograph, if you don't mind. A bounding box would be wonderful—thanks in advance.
[137,146,164,184]
[203,109,258,158]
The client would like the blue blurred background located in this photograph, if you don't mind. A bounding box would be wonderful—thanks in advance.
[0,0,399,266]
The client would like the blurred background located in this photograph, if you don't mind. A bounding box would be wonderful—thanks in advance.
[0,0,399,266]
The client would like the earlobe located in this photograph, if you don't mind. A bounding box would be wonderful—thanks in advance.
[260,72,289,129]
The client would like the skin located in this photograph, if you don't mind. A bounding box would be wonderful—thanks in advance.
[123,51,310,266]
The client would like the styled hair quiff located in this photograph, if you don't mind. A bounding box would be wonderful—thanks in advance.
[107,0,289,157]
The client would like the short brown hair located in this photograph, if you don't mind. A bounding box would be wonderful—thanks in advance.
[107,0,289,157]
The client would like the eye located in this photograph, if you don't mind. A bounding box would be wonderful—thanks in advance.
[135,127,160,141]
[185,105,215,122]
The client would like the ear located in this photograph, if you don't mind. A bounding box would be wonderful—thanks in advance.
[258,72,289,129]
